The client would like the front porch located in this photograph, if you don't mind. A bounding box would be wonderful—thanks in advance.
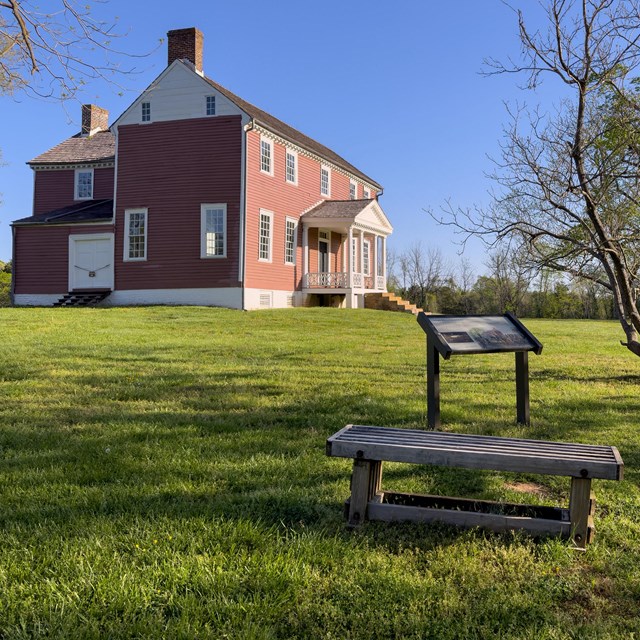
[300,199,392,308]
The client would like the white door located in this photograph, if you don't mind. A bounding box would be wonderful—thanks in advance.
[69,234,114,290]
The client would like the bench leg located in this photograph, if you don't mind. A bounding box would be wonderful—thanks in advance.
[569,477,595,549]
[348,459,383,527]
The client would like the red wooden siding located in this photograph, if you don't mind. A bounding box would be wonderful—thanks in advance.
[33,167,114,215]
[245,129,361,291]
[115,116,242,290]
[13,224,114,294]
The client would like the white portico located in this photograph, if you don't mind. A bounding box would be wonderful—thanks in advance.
[300,199,393,308]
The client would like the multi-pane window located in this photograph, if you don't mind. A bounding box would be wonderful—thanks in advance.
[321,166,330,196]
[125,209,147,260]
[350,180,357,200]
[363,187,371,199]
[260,138,272,174]
[259,210,273,261]
[363,240,371,276]
[141,102,151,122]
[351,238,358,272]
[201,204,226,257]
[285,218,296,264]
[75,169,93,199]
[206,95,216,116]
[286,150,297,184]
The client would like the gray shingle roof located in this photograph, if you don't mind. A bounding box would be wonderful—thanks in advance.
[301,199,373,220]
[12,199,113,225]
[28,131,115,165]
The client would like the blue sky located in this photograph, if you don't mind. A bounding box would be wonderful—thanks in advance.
[0,0,551,273]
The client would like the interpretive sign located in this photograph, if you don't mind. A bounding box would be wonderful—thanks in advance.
[417,312,543,429]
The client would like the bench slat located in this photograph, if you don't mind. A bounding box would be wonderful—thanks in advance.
[327,425,623,480]
[339,425,615,454]
[336,433,616,461]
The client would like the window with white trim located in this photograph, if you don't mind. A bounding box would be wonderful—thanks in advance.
[260,137,273,175]
[285,217,297,264]
[124,209,147,261]
[259,209,273,261]
[349,180,357,200]
[206,95,216,116]
[363,187,371,199]
[201,204,226,258]
[285,149,297,184]
[75,169,94,200]
[363,240,371,276]
[351,237,358,272]
[141,102,151,122]
[320,165,330,196]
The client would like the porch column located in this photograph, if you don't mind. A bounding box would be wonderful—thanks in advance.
[347,226,353,288]
[382,236,387,289]
[359,230,364,289]
[303,225,309,288]
[374,234,379,280]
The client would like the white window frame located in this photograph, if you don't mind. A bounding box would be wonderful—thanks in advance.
[141,101,151,123]
[258,209,273,262]
[74,168,94,200]
[351,237,358,273]
[260,136,274,176]
[349,180,357,200]
[363,240,371,276]
[206,95,216,116]
[285,217,297,265]
[123,208,148,262]
[320,165,331,197]
[363,187,371,199]
[200,203,227,258]
[285,149,297,185]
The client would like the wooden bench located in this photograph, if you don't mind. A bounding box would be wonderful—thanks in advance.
[326,425,624,548]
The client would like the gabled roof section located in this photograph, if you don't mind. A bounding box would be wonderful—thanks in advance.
[12,199,113,225]
[202,72,382,190]
[301,199,393,235]
[28,131,115,166]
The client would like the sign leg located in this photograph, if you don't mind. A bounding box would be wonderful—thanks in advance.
[427,337,440,430]
[515,351,530,426]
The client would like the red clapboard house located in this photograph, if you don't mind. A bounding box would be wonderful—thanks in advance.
[11,28,393,310]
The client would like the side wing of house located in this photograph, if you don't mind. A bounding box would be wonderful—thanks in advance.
[12,117,116,306]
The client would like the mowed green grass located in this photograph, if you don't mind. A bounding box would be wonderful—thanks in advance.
[0,307,639,639]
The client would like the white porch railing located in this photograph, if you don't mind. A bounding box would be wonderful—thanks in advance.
[305,272,348,288]
[304,272,386,290]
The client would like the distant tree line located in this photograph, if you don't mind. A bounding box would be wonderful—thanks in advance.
[0,260,11,307]
[387,244,615,320]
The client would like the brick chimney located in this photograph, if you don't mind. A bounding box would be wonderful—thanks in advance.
[167,27,203,74]
[81,104,109,136]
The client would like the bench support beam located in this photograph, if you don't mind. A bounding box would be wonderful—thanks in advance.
[569,477,595,549]
[348,459,382,527]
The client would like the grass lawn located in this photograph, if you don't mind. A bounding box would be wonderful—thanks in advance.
[0,307,639,639]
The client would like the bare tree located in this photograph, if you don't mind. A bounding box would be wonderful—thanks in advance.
[0,1,148,100]
[438,0,640,356]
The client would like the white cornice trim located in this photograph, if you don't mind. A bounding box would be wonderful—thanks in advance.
[30,162,114,171]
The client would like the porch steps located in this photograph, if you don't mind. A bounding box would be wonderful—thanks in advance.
[365,292,424,315]
[53,291,111,307]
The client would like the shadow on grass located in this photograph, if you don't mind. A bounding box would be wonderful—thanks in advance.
[1,352,637,554]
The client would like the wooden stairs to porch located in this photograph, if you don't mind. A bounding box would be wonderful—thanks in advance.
[365,292,424,315]
[53,290,111,307]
